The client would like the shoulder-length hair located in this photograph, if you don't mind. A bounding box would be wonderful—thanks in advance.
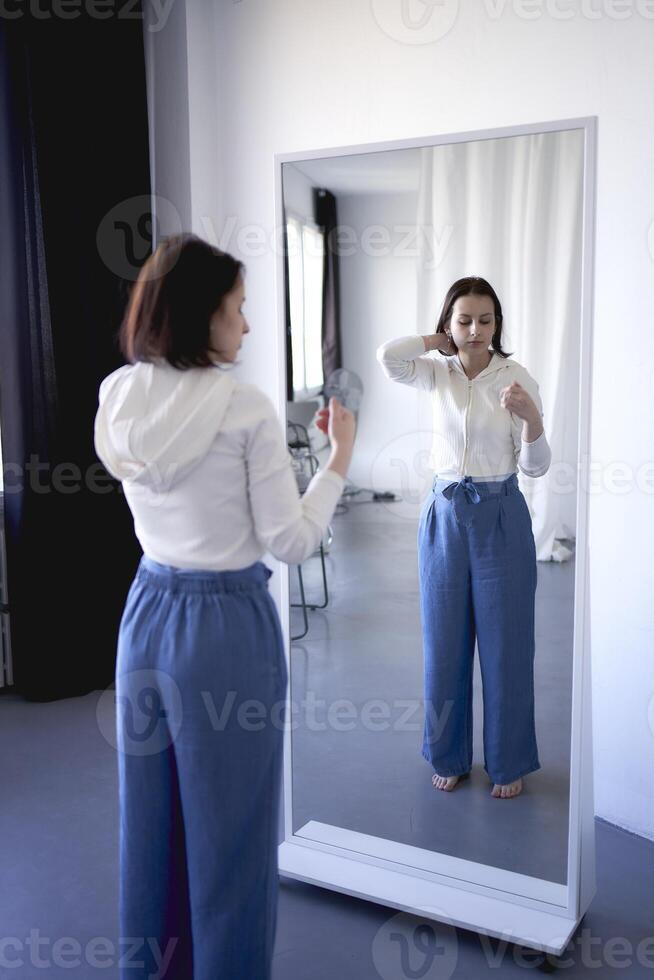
[118,233,245,369]
[433,276,513,359]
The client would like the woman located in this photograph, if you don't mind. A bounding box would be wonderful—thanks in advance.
[93,233,355,979]
[376,276,551,801]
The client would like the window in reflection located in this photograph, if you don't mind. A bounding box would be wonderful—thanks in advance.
[287,214,324,395]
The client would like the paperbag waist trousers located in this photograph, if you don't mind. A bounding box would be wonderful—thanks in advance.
[417,473,541,785]
[115,554,288,980]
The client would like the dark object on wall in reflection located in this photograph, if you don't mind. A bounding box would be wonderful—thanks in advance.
[283,218,294,403]
[0,9,149,700]
[313,188,343,386]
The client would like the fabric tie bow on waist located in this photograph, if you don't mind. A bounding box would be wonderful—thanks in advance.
[440,476,482,504]
[436,475,507,533]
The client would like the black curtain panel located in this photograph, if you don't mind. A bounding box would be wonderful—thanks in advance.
[0,8,150,701]
[313,188,343,384]
[282,216,294,402]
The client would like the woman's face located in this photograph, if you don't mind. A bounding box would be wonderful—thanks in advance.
[208,274,249,363]
[447,294,496,351]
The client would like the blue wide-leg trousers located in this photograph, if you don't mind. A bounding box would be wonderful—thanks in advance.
[115,554,288,980]
[417,473,541,785]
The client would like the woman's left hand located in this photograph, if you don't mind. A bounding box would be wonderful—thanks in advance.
[499,382,539,424]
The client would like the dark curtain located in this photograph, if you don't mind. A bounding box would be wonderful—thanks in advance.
[282,216,294,402]
[0,7,150,701]
[313,188,343,383]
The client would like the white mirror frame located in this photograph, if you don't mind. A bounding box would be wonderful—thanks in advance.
[273,116,597,957]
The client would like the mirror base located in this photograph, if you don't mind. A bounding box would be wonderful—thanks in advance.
[278,839,591,957]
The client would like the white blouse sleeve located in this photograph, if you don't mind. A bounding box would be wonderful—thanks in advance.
[376,335,438,392]
[511,371,552,477]
[245,391,345,565]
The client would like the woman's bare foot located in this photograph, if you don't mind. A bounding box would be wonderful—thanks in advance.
[432,771,469,791]
[491,777,523,798]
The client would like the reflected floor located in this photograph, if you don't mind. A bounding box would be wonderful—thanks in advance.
[289,493,573,884]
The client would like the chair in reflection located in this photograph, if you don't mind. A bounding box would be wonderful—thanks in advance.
[286,413,332,641]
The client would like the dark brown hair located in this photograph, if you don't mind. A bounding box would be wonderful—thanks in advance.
[434,276,513,359]
[118,233,245,369]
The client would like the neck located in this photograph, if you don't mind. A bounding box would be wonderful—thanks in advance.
[457,347,493,376]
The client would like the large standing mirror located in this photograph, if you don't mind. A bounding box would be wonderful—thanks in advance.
[274,118,597,955]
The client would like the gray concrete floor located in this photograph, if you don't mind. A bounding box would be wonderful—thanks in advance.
[290,495,572,883]
[0,687,652,978]
[1,499,649,978]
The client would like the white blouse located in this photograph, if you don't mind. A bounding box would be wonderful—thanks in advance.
[376,335,551,480]
[94,359,345,571]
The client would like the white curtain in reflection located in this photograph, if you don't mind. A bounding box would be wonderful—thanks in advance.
[415,130,584,562]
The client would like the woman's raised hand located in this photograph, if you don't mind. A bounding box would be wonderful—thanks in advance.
[499,382,539,424]
[423,331,454,353]
[313,396,356,452]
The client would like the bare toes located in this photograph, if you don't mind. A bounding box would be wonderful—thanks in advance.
[492,778,523,798]
[432,773,458,791]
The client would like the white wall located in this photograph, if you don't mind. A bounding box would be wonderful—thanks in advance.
[148,0,654,841]
[142,0,192,238]
[337,191,421,491]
